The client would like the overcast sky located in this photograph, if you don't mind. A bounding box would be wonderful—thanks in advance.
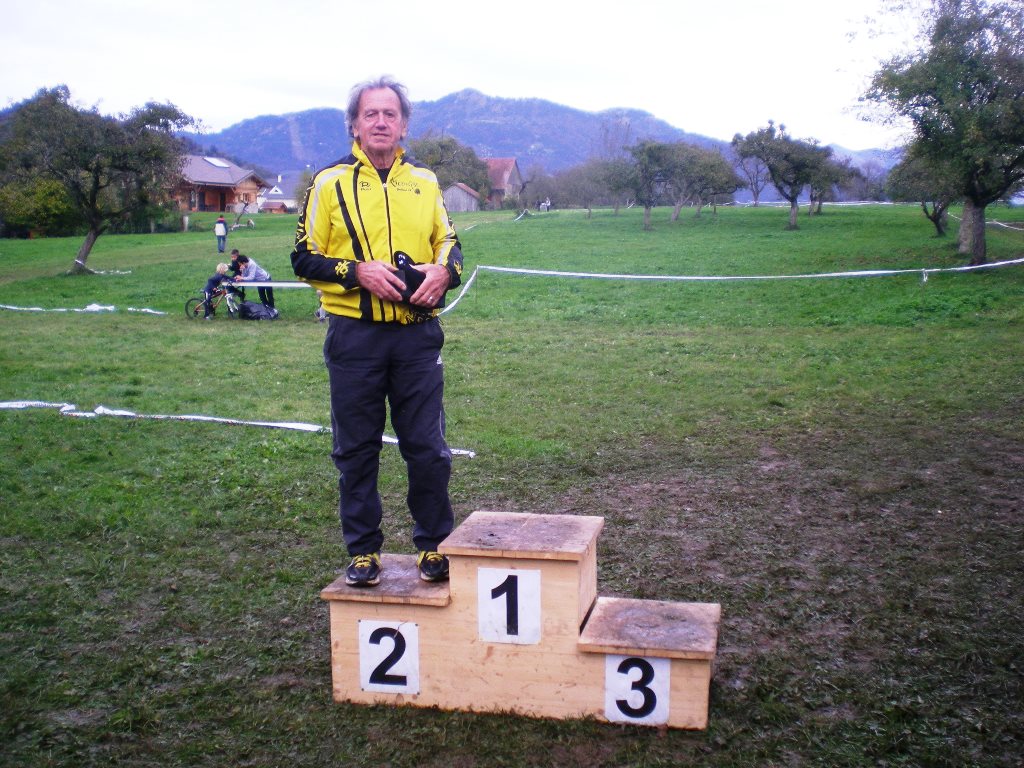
[2,0,920,151]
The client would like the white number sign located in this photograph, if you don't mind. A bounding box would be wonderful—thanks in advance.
[358,620,420,694]
[604,654,670,725]
[477,567,542,644]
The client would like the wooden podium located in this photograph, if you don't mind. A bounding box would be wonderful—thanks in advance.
[321,511,720,729]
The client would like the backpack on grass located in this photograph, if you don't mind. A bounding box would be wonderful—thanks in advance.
[238,301,279,320]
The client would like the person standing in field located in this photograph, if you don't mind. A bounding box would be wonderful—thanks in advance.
[290,76,463,587]
[214,215,228,253]
[234,254,275,309]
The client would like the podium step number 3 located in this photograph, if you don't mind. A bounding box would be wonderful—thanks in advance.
[321,511,721,729]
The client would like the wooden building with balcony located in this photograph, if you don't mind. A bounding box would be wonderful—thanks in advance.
[173,155,266,213]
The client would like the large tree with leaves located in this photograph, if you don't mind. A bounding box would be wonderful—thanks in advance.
[406,134,490,201]
[0,86,193,272]
[886,150,962,236]
[625,141,676,230]
[866,0,1024,264]
[732,123,833,230]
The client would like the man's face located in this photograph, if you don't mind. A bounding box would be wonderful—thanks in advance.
[352,88,406,159]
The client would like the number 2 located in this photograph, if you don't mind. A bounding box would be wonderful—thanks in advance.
[368,627,407,686]
[358,620,419,694]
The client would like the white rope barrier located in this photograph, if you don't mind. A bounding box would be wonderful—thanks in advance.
[228,281,312,288]
[0,401,476,457]
[989,219,1024,231]
[435,255,1024,313]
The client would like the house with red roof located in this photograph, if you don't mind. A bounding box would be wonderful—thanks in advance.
[172,155,267,213]
[485,158,523,209]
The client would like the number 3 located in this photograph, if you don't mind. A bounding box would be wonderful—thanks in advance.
[604,654,670,725]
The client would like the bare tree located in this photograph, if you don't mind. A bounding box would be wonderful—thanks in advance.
[732,150,770,206]
[666,144,745,220]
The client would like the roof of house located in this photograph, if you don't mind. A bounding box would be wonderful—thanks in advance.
[180,155,265,188]
[485,158,519,191]
[263,170,308,201]
[445,182,482,200]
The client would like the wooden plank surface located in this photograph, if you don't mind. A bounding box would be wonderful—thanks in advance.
[440,510,604,561]
[320,553,450,606]
[578,597,721,660]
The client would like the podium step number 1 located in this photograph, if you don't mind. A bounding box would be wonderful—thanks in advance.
[321,511,721,729]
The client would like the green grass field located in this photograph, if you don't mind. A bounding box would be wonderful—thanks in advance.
[2,204,1022,766]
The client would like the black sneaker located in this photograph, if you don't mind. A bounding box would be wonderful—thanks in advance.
[417,551,449,582]
[345,553,382,587]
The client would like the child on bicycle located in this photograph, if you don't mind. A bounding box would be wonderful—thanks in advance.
[202,263,231,318]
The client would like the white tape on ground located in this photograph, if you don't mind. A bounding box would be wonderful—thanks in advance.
[0,303,166,315]
[0,401,476,457]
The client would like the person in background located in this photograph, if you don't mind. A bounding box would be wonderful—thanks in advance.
[214,215,228,253]
[234,254,275,309]
[290,75,463,588]
[201,262,230,319]
[226,248,246,301]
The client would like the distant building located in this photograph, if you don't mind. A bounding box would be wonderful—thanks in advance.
[173,155,266,213]
[260,170,308,213]
[443,183,482,213]
[485,158,523,209]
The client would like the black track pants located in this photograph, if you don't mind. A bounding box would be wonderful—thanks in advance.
[324,315,454,556]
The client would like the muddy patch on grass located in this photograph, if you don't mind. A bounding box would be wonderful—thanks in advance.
[539,424,1023,756]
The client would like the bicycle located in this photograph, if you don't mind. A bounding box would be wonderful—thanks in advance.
[185,284,242,319]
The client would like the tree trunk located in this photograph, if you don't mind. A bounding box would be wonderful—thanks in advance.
[958,199,975,255]
[671,202,683,222]
[923,202,947,236]
[787,201,800,230]
[586,206,592,219]
[967,202,987,265]
[643,206,653,231]
[69,227,103,274]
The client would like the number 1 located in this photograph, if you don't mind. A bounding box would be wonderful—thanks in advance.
[490,574,519,635]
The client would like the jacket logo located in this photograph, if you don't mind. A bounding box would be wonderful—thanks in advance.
[359,180,372,191]
[389,178,420,194]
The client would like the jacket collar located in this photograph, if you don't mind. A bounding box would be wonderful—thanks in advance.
[351,141,405,170]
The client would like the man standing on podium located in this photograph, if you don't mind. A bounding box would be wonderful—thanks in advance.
[291,76,463,588]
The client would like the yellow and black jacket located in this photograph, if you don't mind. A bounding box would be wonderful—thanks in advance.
[291,142,463,324]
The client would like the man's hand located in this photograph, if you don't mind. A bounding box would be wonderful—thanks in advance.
[409,263,451,307]
[356,261,405,302]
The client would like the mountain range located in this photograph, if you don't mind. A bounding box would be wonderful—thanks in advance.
[184,88,896,177]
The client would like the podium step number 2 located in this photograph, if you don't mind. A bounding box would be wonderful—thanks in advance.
[321,511,721,729]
